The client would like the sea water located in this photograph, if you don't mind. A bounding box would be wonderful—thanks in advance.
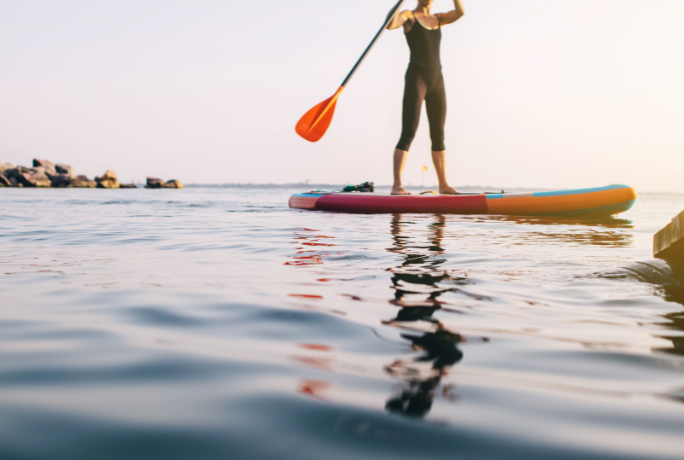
[0,186,683,460]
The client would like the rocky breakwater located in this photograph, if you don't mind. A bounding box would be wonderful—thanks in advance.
[0,159,102,188]
[0,159,181,190]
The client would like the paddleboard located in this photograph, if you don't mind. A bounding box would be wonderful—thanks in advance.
[289,184,636,216]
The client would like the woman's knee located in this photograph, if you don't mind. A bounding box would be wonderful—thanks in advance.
[430,133,445,151]
[396,135,415,152]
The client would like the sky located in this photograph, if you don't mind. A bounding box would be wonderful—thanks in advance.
[1,0,683,191]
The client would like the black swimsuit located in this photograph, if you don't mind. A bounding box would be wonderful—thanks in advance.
[396,13,446,152]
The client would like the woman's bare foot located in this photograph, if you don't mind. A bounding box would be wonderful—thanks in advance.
[391,185,412,196]
[439,185,460,195]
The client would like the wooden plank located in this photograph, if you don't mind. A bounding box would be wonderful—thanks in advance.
[654,210,684,260]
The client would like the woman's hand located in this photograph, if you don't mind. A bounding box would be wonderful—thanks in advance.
[438,0,465,25]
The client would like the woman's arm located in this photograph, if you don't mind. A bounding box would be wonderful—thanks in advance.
[438,0,465,26]
[386,9,412,30]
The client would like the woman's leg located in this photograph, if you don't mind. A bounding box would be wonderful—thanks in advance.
[425,77,459,194]
[430,151,458,194]
[392,149,410,195]
[393,71,427,196]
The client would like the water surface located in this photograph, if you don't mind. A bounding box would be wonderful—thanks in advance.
[1,186,683,459]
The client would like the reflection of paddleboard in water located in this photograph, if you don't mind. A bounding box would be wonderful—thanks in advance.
[289,184,637,216]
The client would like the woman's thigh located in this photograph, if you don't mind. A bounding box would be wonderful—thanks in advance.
[397,71,428,149]
[425,77,446,132]
[425,77,447,150]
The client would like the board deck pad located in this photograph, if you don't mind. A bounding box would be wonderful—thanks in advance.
[289,185,637,217]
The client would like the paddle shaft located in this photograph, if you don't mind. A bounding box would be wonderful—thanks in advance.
[340,0,405,88]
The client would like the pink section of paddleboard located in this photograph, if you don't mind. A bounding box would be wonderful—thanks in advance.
[315,194,488,214]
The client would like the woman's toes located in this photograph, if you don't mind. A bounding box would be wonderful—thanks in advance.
[391,186,412,196]
[439,186,460,195]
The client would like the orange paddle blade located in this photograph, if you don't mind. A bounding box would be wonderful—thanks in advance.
[295,87,344,143]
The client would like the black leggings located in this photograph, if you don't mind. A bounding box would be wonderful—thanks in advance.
[396,68,446,152]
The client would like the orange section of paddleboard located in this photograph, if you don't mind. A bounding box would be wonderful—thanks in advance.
[486,187,637,215]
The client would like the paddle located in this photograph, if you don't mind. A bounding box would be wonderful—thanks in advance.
[296,0,406,142]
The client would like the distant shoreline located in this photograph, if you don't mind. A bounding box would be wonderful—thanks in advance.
[182,183,530,191]
[169,184,679,195]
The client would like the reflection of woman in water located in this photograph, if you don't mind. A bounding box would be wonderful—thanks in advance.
[385,269,465,416]
[383,214,473,418]
[385,326,464,417]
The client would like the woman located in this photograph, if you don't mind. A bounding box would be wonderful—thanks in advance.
[387,0,465,196]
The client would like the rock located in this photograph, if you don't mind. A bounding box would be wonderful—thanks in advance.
[33,159,57,177]
[55,164,74,177]
[4,167,51,187]
[162,179,185,189]
[0,162,14,173]
[95,170,119,189]
[50,174,73,188]
[22,171,51,187]
[27,171,52,187]
[70,176,97,188]
[32,166,50,177]
[9,177,18,187]
[3,166,29,179]
[96,179,119,189]
[0,174,10,187]
[145,177,164,189]
[119,183,137,189]
[97,169,118,181]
